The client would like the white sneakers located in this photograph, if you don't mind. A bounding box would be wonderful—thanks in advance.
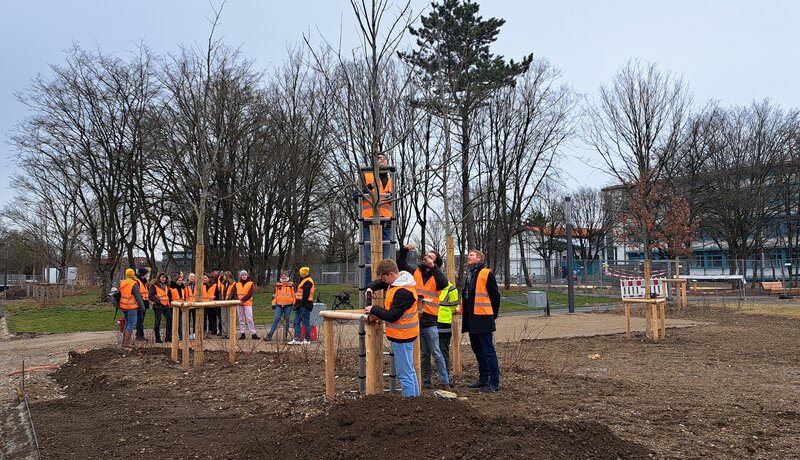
[287,339,311,345]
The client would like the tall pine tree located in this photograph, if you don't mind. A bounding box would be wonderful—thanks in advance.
[400,0,532,253]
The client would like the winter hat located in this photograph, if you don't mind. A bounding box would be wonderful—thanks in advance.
[125,268,136,278]
[136,267,148,277]
[239,270,249,278]
[299,267,310,277]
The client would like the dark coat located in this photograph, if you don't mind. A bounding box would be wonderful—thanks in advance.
[461,262,500,335]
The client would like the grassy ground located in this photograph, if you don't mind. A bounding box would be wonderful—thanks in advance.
[3,284,619,333]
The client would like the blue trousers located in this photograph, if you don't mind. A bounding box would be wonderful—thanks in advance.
[469,332,500,387]
[293,308,311,340]
[420,326,449,385]
[392,341,420,397]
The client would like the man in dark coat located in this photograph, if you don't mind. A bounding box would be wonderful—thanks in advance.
[461,249,501,392]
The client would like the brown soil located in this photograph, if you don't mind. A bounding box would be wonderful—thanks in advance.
[6,306,800,459]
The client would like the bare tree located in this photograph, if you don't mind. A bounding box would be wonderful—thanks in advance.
[584,60,691,295]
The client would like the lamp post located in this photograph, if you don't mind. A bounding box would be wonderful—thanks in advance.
[784,262,792,297]
[600,262,609,292]
[565,196,575,313]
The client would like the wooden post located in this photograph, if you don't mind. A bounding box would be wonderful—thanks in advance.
[171,306,180,362]
[446,234,462,376]
[645,304,652,339]
[228,305,237,364]
[324,318,335,401]
[182,307,190,371]
[194,307,205,367]
[451,313,462,375]
[659,302,666,338]
[650,302,659,341]
[625,302,631,338]
[365,318,384,395]
[414,335,421,392]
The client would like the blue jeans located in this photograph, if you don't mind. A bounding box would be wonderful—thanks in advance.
[123,309,138,332]
[392,341,419,397]
[469,332,500,388]
[269,305,293,339]
[293,308,311,340]
[420,326,449,385]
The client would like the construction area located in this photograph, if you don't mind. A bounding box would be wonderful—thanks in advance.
[2,302,800,459]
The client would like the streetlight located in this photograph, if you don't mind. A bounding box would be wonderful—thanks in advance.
[564,196,575,313]
[784,262,792,297]
[600,262,609,292]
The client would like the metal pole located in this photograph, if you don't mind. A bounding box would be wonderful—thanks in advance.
[565,197,575,313]
[3,245,8,300]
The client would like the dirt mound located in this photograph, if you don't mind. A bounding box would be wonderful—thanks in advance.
[251,395,652,459]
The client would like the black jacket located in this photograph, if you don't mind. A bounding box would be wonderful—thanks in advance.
[461,262,501,334]
[397,247,448,328]
[366,280,418,343]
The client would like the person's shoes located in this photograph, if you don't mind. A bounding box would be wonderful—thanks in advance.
[301,340,310,345]
[165,336,172,342]
[135,335,146,342]
[239,333,246,340]
[481,385,500,393]
[263,334,272,342]
[155,338,163,344]
[467,381,488,389]
[422,382,433,390]
[223,335,229,339]
[189,333,196,340]
[287,339,299,345]
[252,334,260,340]
[449,383,455,390]
[441,384,451,391]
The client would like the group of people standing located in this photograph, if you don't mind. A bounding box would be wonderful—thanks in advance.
[365,245,501,397]
[115,266,318,350]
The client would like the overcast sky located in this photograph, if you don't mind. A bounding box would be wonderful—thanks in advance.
[1,0,798,208]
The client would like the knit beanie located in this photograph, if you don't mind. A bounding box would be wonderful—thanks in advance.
[299,267,310,277]
[125,268,136,279]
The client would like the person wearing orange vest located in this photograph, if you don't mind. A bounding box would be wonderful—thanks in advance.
[167,271,189,341]
[148,272,170,343]
[462,249,501,393]
[397,244,450,390]
[217,271,236,338]
[360,153,393,286]
[118,268,145,350]
[134,267,150,342]
[364,259,420,397]
[185,272,197,340]
[289,267,315,344]
[266,272,294,342]
[200,274,218,339]
[232,270,258,340]
[207,268,222,335]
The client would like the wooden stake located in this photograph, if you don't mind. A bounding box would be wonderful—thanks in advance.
[228,306,237,364]
[625,302,631,338]
[659,301,666,339]
[194,307,204,367]
[650,302,659,341]
[171,305,179,362]
[182,307,190,371]
[414,334,421,392]
[324,319,335,401]
[451,313,462,375]
[365,319,383,395]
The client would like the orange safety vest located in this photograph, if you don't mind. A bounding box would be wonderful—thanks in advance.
[235,280,254,306]
[153,284,169,306]
[186,283,195,301]
[170,285,189,303]
[202,283,217,302]
[413,269,440,316]
[474,268,494,316]
[361,172,393,218]
[119,279,139,310]
[295,277,315,302]
[273,282,295,306]
[135,278,148,301]
[217,281,233,300]
[384,285,419,341]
